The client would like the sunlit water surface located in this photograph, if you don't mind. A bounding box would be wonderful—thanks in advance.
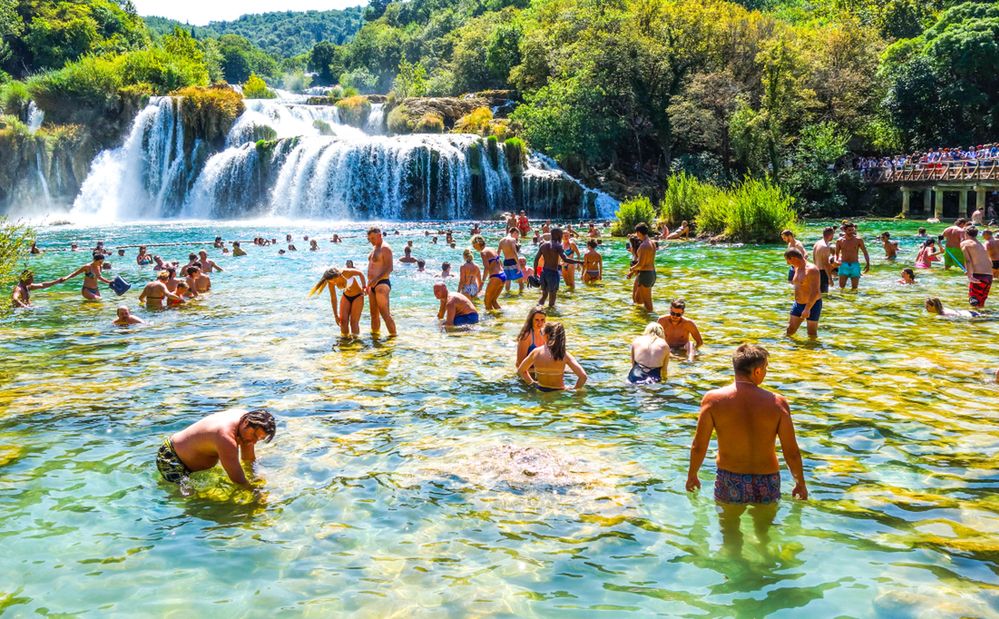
[1,219,997,617]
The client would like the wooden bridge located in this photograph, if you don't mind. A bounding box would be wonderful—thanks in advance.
[865,160,999,219]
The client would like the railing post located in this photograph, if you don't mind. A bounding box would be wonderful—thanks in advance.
[933,187,944,220]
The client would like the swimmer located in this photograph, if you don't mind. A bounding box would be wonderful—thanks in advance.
[879,232,899,261]
[516,322,587,392]
[785,249,822,339]
[898,268,916,285]
[139,271,184,309]
[29,241,42,255]
[70,242,78,251]
[812,227,835,293]
[214,236,224,249]
[582,240,602,283]
[781,229,806,282]
[117,249,125,257]
[434,281,479,327]
[441,262,453,278]
[288,244,297,252]
[157,409,276,488]
[961,226,993,307]
[65,253,112,300]
[834,221,870,290]
[942,218,968,270]
[366,227,397,336]
[982,229,998,278]
[11,269,67,308]
[657,298,704,361]
[399,246,417,264]
[686,344,807,504]
[627,223,657,312]
[231,241,247,256]
[515,306,547,368]
[136,246,153,265]
[924,297,980,319]
[532,227,583,309]
[472,234,504,311]
[459,249,482,298]
[198,250,224,273]
[113,306,144,326]
[629,322,669,384]
[416,259,425,272]
[915,239,942,269]
[915,228,927,238]
[309,266,367,336]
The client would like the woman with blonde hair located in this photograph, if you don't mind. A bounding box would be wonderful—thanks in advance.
[515,306,547,367]
[517,322,587,392]
[310,265,367,336]
[629,322,669,384]
[459,248,482,298]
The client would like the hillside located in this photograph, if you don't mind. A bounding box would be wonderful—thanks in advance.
[144,8,365,59]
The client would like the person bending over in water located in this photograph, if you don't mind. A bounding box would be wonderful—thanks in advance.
[434,281,479,327]
[785,249,822,339]
[472,234,505,311]
[310,266,367,336]
[627,223,658,312]
[11,269,67,308]
[532,227,583,309]
[517,322,587,392]
[686,344,807,503]
[961,226,993,308]
[113,306,144,326]
[582,240,603,283]
[924,297,980,319]
[516,306,547,368]
[157,409,276,488]
[629,322,669,384]
[459,249,482,298]
[139,271,184,309]
[898,268,916,285]
[65,253,112,300]
[657,298,704,361]
[366,227,397,336]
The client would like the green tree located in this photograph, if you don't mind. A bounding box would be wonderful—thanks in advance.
[308,41,339,86]
[392,58,428,97]
[0,217,34,313]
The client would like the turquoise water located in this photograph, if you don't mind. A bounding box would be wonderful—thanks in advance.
[1,219,997,617]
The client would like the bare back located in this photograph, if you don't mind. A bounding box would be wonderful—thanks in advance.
[701,383,789,474]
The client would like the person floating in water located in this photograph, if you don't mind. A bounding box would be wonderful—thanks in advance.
[657,298,703,361]
[516,322,587,392]
[627,223,657,312]
[834,221,870,291]
[366,227,397,336]
[686,344,807,503]
[309,266,367,337]
[629,322,669,384]
[458,249,482,299]
[157,409,276,488]
[434,281,479,327]
[113,306,145,326]
[11,269,67,308]
[898,268,916,285]
[785,249,822,339]
[961,226,993,308]
[924,297,980,319]
[65,253,112,300]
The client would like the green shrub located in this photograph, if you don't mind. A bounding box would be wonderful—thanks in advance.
[335,95,371,128]
[313,119,334,136]
[0,81,30,116]
[27,55,123,118]
[726,177,798,243]
[611,196,656,237]
[414,112,444,133]
[172,85,245,144]
[660,171,715,230]
[243,73,276,99]
[386,103,411,134]
[693,190,731,238]
[118,47,209,93]
[454,106,493,135]
[503,137,526,175]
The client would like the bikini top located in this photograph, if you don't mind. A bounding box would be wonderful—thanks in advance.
[344,274,362,291]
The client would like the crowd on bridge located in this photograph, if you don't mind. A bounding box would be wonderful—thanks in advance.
[856,143,999,176]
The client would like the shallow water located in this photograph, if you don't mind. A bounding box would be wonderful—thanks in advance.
[1,219,997,617]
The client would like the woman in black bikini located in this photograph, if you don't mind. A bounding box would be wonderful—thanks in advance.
[515,306,547,368]
[66,253,112,300]
[310,266,367,336]
[472,235,504,311]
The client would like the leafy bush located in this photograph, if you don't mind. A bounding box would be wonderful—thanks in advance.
[0,217,35,313]
[281,70,312,93]
[453,106,492,135]
[172,85,245,144]
[0,80,29,116]
[695,177,797,243]
[611,196,656,237]
[693,190,730,238]
[660,172,717,230]
[242,73,276,99]
[503,137,526,175]
[335,95,372,128]
[339,68,378,93]
[414,112,444,133]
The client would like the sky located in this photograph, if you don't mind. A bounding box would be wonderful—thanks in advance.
[132,0,366,26]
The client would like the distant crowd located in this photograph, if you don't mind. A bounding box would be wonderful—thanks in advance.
[856,144,999,174]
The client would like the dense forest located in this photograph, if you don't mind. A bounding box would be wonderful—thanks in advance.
[1,0,998,218]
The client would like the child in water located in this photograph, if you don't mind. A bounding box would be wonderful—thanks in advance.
[898,268,916,285]
[925,297,979,319]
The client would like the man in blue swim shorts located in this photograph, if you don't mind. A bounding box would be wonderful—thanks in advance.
[434,282,479,327]
[785,249,822,339]
[834,221,870,291]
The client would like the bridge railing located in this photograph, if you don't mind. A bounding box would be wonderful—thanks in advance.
[864,159,999,184]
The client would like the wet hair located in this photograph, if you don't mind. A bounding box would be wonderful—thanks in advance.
[233,241,240,248]
[925,297,943,314]
[784,248,804,260]
[918,228,926,234]
[902,268,915,281]
[404,246,412,254]
[922,239,936,248]
[157,270,169,280]
[189,253,197,261]
[671,298,686,310]
[309,268,342,297]
[139,246,147,251]
[177,281,189,289]
[93,252,104,261]
[185,266,199,276]
[518,305,547,341]
[417,259,426,268]
[239,409,276,443]
[463,249,473,263]
[441,261,451,272]
[881,232,890,239]
[966,226,978,238]
[543,322,566,361]
[643,322,664,338]
[367,226,381,235]
[471,234,485,248]
[956,218,968,226]
[508,227,519,235]
[587,240,598,249]
[733,344,769,376]
[635,223,650,236]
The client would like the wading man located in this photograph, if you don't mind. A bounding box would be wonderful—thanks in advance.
[785,249,822,339]
[627,223,657,312]
[367,227,397,336]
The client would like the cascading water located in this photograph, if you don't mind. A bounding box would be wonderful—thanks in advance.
[26,101,44,134]
[34,150,52,206]
[365,103,385,135]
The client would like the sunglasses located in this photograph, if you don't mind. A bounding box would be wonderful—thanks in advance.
[670,311,683,317]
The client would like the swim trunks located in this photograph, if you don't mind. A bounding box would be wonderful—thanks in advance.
[714,468,781,504]
[344,291,363,304]
[502,258,522,281]
[790,299,822,321]
[156,438,191,483]
[461,283,479,297]
[636,270,657,287]
[944,248,965,269]
[541,267,560,292]
[534,384,561,392]
[969,274,992,307]
[628,362,662,384]
[839,261,861,279]
[83,286,100,297]
[452,312,479,327]
[375,278,391,290]
[819,270,829,293]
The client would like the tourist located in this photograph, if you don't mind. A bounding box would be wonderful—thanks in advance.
[960,227,993,307]
[898,268,916,285]
[65,253,112,300]
[309,240,319,251]
[516,322,587,392]
[288,244,298,252]
[532,227,582,309]
[629,322,669,384]
[11,269,67,308]
[472,234,505,311]
[942,218,968,270]
[982,229,999,277]
[834,222,870,290]
[214,236,224,249]
[916,228,928,239]
[232,241,246,257]
[582,240,602,283]
[517,210,531,237]
[117,249,125,257]
[785,249,822,338]
[915,239,942,269]
[812,226,835,294]
[416,259,426,272]
[157,409,276,488]
[441,262,453,279]
[198,250,224,273]
[880,232,899,261]
[400,246,417,264]
[972,207,984,225]
[139,271,183,309]
[184,266,203,295]
[29,241,42,255]
[781,230,806,282]
[627,223,657,311]
[163,267,180,293]
[685,343,807,503]
[560,229,582,292]
[657,298,703,361]
[70,242,78,251]
[113,306,144,326]
[310,266,367,336]
[434,281,479,327]
[518,256,534,282]
[498,228,523,287]
[172,281,193,305]
[515,306,547,368]
[666,221,690,240]
[924,297,980,319]
[459,249,482,298]
[366,227,397,336]
[193,265,211,293]
[136,246,153,266]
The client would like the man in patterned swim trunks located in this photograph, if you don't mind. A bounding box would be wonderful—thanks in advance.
[685,344,807,549]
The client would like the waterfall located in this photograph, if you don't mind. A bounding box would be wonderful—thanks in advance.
[34,150,52,206]
[27,101,44,134]
[365,104,385,135]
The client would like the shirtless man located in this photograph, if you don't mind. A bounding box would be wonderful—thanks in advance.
[113,306,145,326]
[686,345,807,551]
[198,250,224,274]
[781,230,806,283]
[879,232,899,261]
[191,265,211,293]
[139,271,184,309]
[366,227,397,335]
[66,253,112,300]
[834,222,870,290]
[983,229,999,277]
[972,207,984,225]
[961,227,993,307]
[11,269,67,308]
[657,298,704,361]
[399,246,417,264]
[498,228,523,287]
[232,241,247,257]
[627,223,657,312]
[942,218,968,271]
[532,227,582,309]
[812,227,835,294]
[582,240,602,283]
[434,282,479,327]
[458,249,482,298]
[785,249,822,338]
[157,409,276,488]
